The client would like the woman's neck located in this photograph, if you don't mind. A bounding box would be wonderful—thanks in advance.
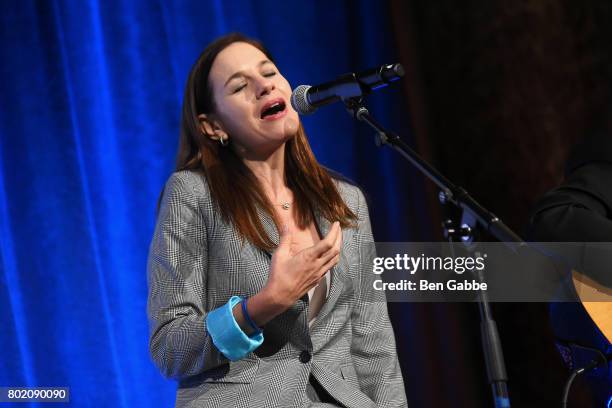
[241,143,292,203]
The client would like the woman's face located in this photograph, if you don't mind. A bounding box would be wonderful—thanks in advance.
[206,42,299,155]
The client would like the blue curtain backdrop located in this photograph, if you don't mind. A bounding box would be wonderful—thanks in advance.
[0,1,431,406]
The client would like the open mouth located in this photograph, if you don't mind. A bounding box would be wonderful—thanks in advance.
[260,99,287,119]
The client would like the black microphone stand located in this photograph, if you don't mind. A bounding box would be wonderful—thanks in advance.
[337,82,524,407]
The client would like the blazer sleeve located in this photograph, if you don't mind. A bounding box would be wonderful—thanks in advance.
[147,171,228,380]
[350,187,408,407]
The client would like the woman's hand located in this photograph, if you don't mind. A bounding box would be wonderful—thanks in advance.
[235,222,342,332]
[267,221,342,308]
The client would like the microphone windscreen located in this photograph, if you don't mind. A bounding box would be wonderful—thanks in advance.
[291,85,316,115]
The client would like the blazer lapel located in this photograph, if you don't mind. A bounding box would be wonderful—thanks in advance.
[311,209,346,328]
[255,205,279,257]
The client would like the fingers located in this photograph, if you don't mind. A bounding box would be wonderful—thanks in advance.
[315,244,338,269]
[319,252,341,277]
[333,224,343,252]
[293,221,343,297]
[313,223,342,268]
[304,253,340,293]
[309,221,340,258]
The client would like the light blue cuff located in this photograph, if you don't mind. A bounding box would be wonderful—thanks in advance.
[206,295,264,361]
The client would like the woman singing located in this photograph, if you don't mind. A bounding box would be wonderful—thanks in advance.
[147,33,407,408]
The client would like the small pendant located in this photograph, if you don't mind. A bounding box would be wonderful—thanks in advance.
[281,202,290,210]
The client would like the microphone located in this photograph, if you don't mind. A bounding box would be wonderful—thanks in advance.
[291,63,404,115]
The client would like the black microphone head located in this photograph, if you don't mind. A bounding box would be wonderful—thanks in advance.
[291,85,316,115]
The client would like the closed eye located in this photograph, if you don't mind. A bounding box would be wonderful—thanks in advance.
[233,83,247,93]
[232,72,276,93]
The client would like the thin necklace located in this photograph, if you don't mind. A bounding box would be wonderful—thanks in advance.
[257,176,293,210]
[275,201,293,210]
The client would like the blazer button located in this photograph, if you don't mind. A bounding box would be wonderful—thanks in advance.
[299,350,311,364]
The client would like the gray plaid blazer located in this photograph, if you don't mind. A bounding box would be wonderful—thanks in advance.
[147,170,408,408]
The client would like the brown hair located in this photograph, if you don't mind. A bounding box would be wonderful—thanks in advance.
[175,32,356,251]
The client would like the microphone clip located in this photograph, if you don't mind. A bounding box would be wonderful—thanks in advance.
[343,97,390,147]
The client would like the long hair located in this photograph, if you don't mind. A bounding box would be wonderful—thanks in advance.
[175,33,356,251]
